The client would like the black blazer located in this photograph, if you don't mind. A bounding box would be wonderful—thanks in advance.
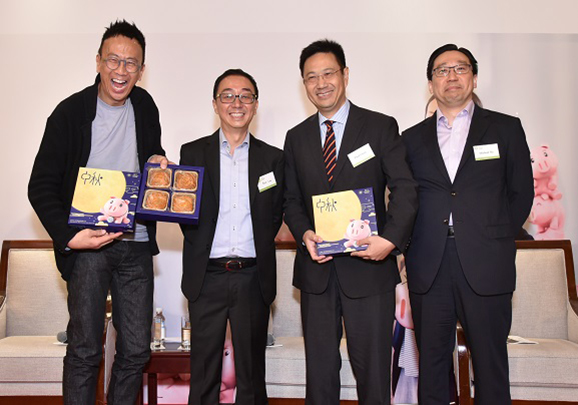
[402,106,534,296]
[284,103,418,298]
[180,131,284,305]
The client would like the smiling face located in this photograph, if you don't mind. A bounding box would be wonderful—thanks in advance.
[96,35,145,106]
[302,52,349,118]
[428,50,476,112]
[212,75,258,135]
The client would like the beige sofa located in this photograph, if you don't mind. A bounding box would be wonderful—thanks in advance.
[9,239,573,403]
[457,240,578,405]
[0,240,68,396]
[0,240,110,402]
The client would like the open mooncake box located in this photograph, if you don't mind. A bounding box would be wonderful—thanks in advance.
[136,163,204,224]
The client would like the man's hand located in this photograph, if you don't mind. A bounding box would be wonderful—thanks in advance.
[350,236,395,261]
[147,154,175,169]
[67,229,122,250]
[303,230,333,264]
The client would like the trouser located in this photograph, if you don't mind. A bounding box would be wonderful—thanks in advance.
[301,267,395,405]
[410,238,512,405]
[188,263,269,405]
[63,241,154,405]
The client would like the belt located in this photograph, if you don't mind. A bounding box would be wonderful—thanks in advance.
[448,226,455,238]
[208,257,257,271]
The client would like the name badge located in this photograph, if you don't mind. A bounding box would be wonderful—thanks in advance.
[258,172,277,192]
[473,143,500,161]
[348,143,375,168]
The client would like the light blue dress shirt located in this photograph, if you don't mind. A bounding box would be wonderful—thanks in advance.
[209,130,256,259]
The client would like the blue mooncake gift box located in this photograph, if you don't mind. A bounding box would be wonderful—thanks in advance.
[68,167,140,232]
[313,187,378,256]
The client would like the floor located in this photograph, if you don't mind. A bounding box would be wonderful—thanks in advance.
[0,398,358,405]
[1,397,574,405]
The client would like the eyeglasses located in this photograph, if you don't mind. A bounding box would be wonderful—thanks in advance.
[304,69,342,85]
[432,64,472,77]
[102,57,142,73]
[216,92,258,104]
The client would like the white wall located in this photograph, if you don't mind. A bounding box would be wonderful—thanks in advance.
[2,0,577,336]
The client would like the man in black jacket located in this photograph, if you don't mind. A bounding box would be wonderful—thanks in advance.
[402,44,533,404]
[284,39,418,404]
[180,69,284,404]
[28,20,168,405]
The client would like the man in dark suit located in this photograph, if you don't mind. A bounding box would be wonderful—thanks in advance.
[180,69,284,405]
[402,44,534,405]
[284,39,418,404]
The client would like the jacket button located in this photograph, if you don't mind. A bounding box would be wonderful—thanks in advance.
[443,219,449,224]
[451,191,457,196]
[206,244,210,250]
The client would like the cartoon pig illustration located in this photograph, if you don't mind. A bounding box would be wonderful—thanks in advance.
[344,219,372,248]
[531,144,562,200]
[97,197,131,225]
[529,195,565,240]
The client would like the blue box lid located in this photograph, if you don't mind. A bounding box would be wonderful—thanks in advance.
[313,187,378,256]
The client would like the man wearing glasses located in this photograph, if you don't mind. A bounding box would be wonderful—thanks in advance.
[402,44,533,404]
[28,20,168,404]
[283,39,418,404]
[180,69,284,404]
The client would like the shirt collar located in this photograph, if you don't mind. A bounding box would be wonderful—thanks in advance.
[318,99,351,126]
[437,99,475,127]
[219,129,250,153]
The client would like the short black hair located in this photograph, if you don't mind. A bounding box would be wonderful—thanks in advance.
[98,20,146,64]
[299,39,346,77]
[426,44,478,81]
[212,69,259,99]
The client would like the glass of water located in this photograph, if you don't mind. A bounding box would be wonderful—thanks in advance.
[181,315,191,350]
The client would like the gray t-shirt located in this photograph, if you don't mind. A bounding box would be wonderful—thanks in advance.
[87,97,148,242]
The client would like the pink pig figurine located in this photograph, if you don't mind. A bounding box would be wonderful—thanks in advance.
[529,195,565,240]
[531,144,562,200]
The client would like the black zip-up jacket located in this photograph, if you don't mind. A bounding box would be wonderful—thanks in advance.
[28,75,165,280]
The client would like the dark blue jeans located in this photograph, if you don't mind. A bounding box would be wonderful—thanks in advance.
[63,241,154,405]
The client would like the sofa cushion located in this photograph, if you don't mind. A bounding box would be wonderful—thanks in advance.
[273,250,303,338]
[508,338,578,388]
[266,336,356,388]
[0,382,63,396]
[0,336,65,382]
[511,249,569,339]
[6,249,68,336]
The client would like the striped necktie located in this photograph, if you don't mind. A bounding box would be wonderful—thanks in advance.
[323,120,336,184]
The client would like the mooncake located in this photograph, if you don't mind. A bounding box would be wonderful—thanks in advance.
[143,190,169,211]
[147,167,172,188]
[171,193,195,213]
[174,170,198,191]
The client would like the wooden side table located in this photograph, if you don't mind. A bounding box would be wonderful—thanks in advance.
[138,342,190,405]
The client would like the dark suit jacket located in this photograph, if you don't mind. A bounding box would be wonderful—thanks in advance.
[402,106,534,296]
[180,131,284,305]
[284,103,418,298]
